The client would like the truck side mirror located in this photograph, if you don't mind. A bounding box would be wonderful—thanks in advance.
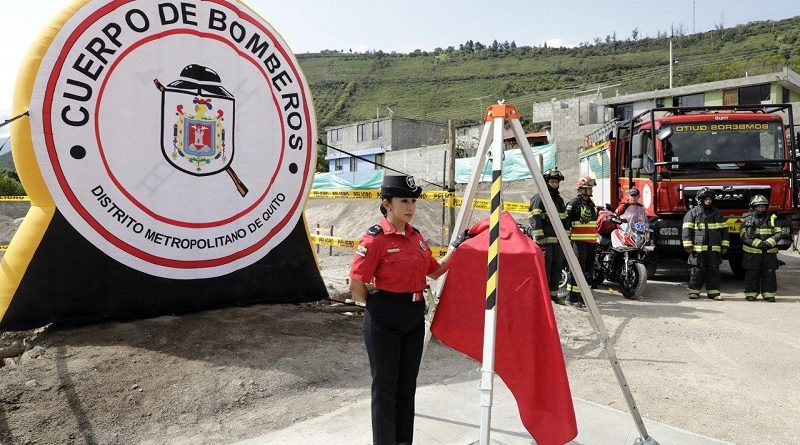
[658,127,674,141]
[631,134,645,158]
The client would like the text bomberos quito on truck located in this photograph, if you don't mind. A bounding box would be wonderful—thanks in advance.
[578,104,799,276]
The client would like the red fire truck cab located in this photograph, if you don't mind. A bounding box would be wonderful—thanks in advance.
[578,105,799,276]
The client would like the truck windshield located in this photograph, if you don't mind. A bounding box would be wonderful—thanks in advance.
[661,121,784,171]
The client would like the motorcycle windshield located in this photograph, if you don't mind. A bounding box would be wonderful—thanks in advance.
[621,205,648,233]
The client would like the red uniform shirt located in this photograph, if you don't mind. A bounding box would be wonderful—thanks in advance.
[350,218,440,293]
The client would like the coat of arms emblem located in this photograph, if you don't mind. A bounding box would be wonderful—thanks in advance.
[155,65,248,196]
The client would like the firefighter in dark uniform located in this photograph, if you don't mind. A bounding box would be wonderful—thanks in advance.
[529,169,570,304]
[740,195,782,302]
[349,174,455,445]
[566,176,598,308]
[682,187,730,300]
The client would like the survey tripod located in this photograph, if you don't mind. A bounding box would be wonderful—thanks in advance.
[423,103,660,445]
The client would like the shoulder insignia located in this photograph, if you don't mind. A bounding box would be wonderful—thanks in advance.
[367,224,383,236]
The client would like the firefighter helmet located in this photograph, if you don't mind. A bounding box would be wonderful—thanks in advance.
[576,176,596,189]
[749,195,769,208]
[543,169,564,182]
[629,187,640,197]
[696,187,715,202]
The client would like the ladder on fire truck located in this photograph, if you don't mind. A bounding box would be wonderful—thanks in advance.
[424,102,660,445]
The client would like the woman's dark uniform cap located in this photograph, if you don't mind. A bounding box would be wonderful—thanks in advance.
[381,174,422,198]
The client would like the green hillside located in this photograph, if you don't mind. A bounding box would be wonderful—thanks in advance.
[300,17,800,131]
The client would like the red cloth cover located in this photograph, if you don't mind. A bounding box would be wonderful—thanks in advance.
[431,212,577,445]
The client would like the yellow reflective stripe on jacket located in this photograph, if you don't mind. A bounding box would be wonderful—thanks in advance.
[743,245,761,254]
[530,209,543,216]
[765,238,777,247]
[532,229,545,237]
[693,245,722,252]
[558,212,569,219]
[755,228,774,235]
[690,222,728,230]
[682,240,693,247]
[539,237,559,244]
[743,245,777,254]
[721,239,730,247]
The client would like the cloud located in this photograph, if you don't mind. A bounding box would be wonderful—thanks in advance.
[545,38,577,48]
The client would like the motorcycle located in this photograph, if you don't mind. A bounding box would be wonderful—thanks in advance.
[594,205,650,299]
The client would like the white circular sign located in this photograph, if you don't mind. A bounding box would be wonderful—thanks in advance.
[28,0,316,279]
[642,183,653,209]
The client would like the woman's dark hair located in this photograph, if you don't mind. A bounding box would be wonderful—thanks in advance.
[379,195,393,216]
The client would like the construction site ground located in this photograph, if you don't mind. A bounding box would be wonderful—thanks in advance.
[0,196,798,444]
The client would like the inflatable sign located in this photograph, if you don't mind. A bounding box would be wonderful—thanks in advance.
[2,0,326,329]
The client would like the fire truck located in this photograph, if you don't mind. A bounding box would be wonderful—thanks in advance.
[578,104,799,276]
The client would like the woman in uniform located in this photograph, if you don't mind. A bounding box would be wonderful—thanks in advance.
[349,174,457,445]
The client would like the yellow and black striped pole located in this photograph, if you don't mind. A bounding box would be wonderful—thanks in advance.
[478,103,519,445]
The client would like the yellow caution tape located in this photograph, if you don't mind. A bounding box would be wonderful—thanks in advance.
[307,189,529,214]
[429,246,449,258]
[309,189,382,199]
[310,234,359,249]
[310,234,449,258]
[0,196,30,201]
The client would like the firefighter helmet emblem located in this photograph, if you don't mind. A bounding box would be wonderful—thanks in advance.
[156,64,248,197]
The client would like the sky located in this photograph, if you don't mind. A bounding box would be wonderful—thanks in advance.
[2,0,800,138]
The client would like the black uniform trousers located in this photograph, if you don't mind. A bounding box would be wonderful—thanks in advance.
[568,241,596,303]
[364,290,426,445]
[688,252,721,298]
[743,253,778,298]
[541,243,565,300]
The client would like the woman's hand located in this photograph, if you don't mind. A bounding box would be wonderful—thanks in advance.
[428,249,455,280]
[349,278,370,304]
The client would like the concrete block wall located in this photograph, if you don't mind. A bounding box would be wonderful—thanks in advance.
[384,143,448,186]
[391,119,448,151]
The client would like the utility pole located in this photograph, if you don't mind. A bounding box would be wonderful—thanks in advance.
[447,119,456,238]
[669,39,673,89]
[692,0,696,34]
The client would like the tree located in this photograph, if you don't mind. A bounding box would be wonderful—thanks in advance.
[491,39,499,51]
[510,40,517,49]
[631,27,639,41]
[0,170,24,196]
[474,41,486,50]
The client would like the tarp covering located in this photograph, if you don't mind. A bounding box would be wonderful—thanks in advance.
[432,212,577,445]
[455,144,557,184]
[312,170,385,190]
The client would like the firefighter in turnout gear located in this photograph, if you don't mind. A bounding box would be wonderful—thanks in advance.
[566,176,598,308]
[740,195,782,302]
[529,169,570,304]
[682,187,730,300]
